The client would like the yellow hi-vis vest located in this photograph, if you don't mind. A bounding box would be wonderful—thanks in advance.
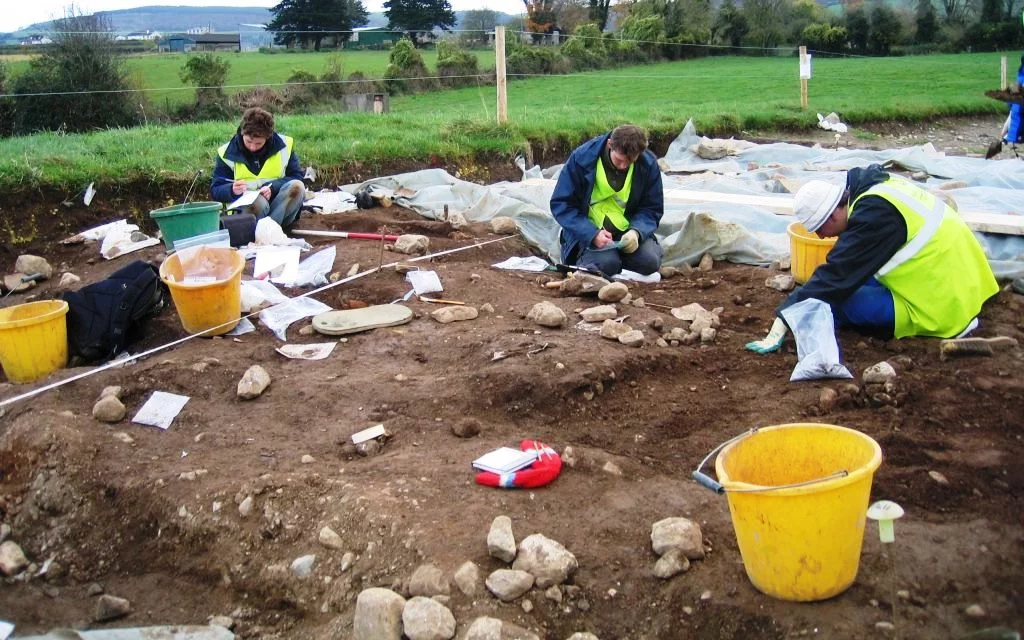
[588,159,633,232]
[217,134,294,188]
[851,177,998,338]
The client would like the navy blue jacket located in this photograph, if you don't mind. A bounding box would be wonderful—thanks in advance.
[550,132,664,265]
[778,165,907,315]
[209,130,304,203]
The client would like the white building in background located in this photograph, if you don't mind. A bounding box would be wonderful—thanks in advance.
[20,34,53,46]
[115,30,162,41]
[186,26,214,35]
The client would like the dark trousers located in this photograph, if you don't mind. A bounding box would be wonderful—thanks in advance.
[577,236,663,277]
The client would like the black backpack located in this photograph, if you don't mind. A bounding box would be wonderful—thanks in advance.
[62,260,167,364]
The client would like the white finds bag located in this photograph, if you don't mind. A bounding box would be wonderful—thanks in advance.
[779,298,853,382]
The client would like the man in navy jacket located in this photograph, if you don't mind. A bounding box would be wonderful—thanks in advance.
[550,124,664,276]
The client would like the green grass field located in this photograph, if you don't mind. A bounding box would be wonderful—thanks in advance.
[0,52,1013,190]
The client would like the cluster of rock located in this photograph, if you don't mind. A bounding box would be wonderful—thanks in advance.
[351,515,596,640]
[650,517,707,579]
[816,358,909,414]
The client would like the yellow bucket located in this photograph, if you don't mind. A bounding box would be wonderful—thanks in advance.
[0,300,69,383]
[159,246,244,336]
[696,423,882,601]
[787,222,836,284]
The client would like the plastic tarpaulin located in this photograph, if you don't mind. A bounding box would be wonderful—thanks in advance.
[341,123,1024,279]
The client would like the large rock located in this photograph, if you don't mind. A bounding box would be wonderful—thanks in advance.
[402,596,456,640]
[485,569,534,602]
[394,234,430,255]
[95,594,132,622]
[432,306,479,324]
[765,274,796,292]
[409,563,449,597]
[527,301,567,328]
[490,217,518,235]
[863,361,897,384]
[618,330,645,347]
[92,395,126,423]
[452,560,480,596]
[579,305,618,323]
[560,272,609,296]
[600,320,632,340]
[651,517,704,560]
[487,516,517,563]
[353,587,406,640]
[15,254,53,279]
[597,282,629,302]
[237,365,271,400]
[512,534,577,588]
[0,540,28,575]
[653,548,691,579]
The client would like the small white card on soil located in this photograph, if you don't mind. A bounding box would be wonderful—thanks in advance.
[352,424,386,444]
[132,391,191,430]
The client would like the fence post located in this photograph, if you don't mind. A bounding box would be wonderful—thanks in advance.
[799,46,809,110]
[496,26,508,125]
[1001,55,1007,90]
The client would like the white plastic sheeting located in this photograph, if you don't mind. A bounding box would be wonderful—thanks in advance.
[343,122,1024,279]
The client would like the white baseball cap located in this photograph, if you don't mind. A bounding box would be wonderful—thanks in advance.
[794,180,844,232]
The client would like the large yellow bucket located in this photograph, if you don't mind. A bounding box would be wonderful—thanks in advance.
[787,222,837,284]
[159,246,244,336]
[696,423,882,601]
[0,300,69,383]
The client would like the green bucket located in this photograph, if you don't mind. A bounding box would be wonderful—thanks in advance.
[149,201,223,250]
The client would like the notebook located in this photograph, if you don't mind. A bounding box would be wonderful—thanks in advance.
[472,447,538,475]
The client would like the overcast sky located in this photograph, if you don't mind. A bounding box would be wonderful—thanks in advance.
[2,0,526,33]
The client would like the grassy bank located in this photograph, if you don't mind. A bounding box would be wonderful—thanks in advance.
[0,53,1010,191]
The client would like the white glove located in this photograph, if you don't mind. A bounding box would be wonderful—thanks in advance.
[619,229,640,254]
[745,317,788,354]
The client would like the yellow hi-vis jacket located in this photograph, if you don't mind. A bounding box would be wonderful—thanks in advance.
[217,134,294,187]
[852,177,998,338]
[588,159,633,232]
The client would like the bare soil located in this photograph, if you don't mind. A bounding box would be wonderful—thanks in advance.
[0,115,1022,640]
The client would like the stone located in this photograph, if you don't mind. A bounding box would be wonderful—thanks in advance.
[447,211,469,230]
[653,548,691,579]
[464,617,503,640]
[580,305,618,322]
[451,418,481,438]
[340,552,355,572]
[965,604,986,618]
[527,301,567,328]
[59,272,81,287]
[875,621,896,632]
[319,526,344,549]
[928,470,950,486]
[656,338,669,348]
[210,615,234,629]
[480,303,495,313]
[432,306,479,324]
[521,599,534,613]
[698,253,714,272]
[699,328,717,343]
[485,569,534,602]
[395,234,430,255]
[92,395,126,423]
[100,385,123,399]
[512,534,577,588]
[95,594,132,622]
[659,266,680,279]
[237,365,271,400]
[602,461,623,476]
[402,596,456,640]
[0,524,9,543]
[545,585,563,603]
[597,282,629,302]
[301,454,315,464]
[0,540,29,575]
[618,330,645,347]
[562,272,610,296]
[863,361,897,384]
[15,254,53,279]
[765,274,796,292]
[409,563,450,597]
[671,303,707,322]
[238,496,253,518]
[600,319,632,340]
[819,388,839,412]
[452,561,479,596]
[86,583,104,596]
[491,217,518,234]
[651,517,705,560]
[488,515,517,563]
[567,634,600,640]
[291,554,315,577]
[353,587,406,640]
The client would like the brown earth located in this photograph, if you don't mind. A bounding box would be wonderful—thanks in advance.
[0,115,1022,640]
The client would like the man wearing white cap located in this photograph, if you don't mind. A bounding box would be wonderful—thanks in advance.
[747,164,997,352]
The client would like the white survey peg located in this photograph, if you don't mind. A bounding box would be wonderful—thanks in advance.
[867,500,905,543]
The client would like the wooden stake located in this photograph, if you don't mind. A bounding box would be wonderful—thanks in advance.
[799,46,809,110]
[1001,55,1008,90]
[496,26,508,125]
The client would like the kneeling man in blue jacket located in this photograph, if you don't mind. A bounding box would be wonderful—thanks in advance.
[550,124,664,277]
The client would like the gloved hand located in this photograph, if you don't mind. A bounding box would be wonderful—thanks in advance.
[620,229,640,254]
[745,317,788,354]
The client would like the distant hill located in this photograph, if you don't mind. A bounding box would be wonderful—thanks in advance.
[2,6,514,40]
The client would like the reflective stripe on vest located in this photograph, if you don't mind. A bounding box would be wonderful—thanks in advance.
[588,159,633,232]
[217,134,293,185]
[868,181,945,277]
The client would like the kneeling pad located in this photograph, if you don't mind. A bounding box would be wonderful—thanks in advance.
[313,304,413,336]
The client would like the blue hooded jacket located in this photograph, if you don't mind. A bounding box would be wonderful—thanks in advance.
[549,132,664,265]
[209,129,304,203]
